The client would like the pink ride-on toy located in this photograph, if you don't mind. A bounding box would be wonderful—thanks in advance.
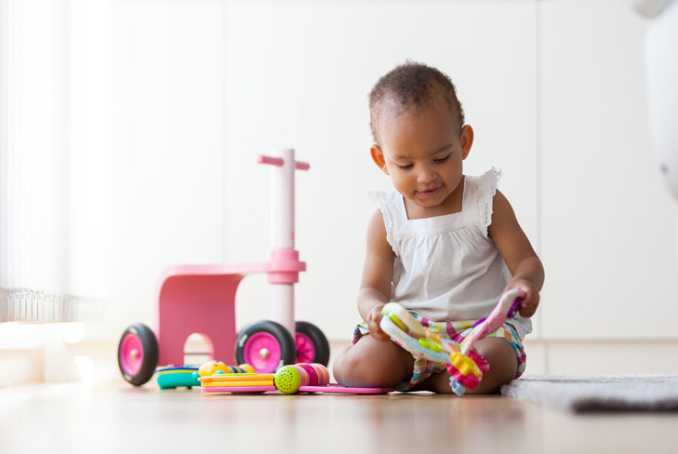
[118,148,330,386]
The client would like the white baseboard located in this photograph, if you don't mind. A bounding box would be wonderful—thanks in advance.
[3,338,678,386]
[522,339,678,376]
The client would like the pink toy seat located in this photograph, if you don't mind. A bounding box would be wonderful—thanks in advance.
[155,263,268,367]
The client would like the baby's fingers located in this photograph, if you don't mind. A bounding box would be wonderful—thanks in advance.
[369,321,391,342]
[372,331,391,342]
[518,292,539,318]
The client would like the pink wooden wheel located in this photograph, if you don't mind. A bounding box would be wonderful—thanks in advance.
[294,321,330,366]
[295,332,316,363]
[243,332,283,372]
[120,333,144,376]
[235,320,296,373]
[117,323,158,386]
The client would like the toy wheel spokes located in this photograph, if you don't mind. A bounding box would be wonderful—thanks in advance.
[235,321,295,373]
[295,332,316,364]
[295,321,330,366]
[118,323,159,386]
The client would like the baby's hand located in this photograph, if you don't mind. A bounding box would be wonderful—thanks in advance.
[366,303,390,342]
[506,279,540,318]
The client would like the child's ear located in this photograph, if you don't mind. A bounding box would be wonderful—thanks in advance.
[460,125,474,160]
[370,146,390,175]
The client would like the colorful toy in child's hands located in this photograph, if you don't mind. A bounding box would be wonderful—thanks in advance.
[200,363,392,395]
[459,288,524,356]
[379,302,461,364]
[379,288,525,396]
[446,288,523,394]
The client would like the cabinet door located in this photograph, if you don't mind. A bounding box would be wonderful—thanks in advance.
[540,2,678,338]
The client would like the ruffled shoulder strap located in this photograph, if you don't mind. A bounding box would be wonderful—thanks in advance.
[368,190,400,256]
[475,167,502,238]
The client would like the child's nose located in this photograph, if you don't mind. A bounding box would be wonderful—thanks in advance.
[417,167,436,183]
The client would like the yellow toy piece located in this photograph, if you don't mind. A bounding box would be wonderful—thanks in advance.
[239,364,256,373]
[198,361,229,377]
[450,352,482,378]
[200,373,276,388]
[198,361,256,377]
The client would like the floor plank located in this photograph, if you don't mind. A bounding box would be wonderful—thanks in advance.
[2,381,678,454]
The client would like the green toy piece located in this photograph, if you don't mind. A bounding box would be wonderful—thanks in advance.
[155,366,201,390]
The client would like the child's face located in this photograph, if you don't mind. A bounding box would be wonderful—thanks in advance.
[371,103,473,211]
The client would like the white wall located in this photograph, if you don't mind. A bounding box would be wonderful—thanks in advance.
[94,1,226,338]
[93,0,678,343]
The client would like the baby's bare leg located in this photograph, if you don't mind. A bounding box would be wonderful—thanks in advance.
[420,337,519,394]
[333,335,414,388]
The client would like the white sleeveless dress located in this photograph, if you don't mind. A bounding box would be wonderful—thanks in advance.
[369,168,532,340]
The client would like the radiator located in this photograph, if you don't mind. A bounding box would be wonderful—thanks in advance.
[0,288,104,323]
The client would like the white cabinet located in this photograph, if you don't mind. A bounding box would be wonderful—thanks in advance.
[539,2,678,338]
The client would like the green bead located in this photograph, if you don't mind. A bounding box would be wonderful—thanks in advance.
[274,366,302,394]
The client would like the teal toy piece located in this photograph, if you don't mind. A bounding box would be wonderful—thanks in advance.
[155,366,201,390]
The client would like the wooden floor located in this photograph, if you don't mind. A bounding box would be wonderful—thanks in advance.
[2,380,678,454]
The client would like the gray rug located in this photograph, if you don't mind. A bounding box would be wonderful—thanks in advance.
[500,374,678,413]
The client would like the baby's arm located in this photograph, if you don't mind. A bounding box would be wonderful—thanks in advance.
[357,209,395,342]
[488,190,545,318]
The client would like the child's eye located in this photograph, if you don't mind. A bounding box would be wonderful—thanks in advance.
[398,164,414,169]
[434,154,451,163]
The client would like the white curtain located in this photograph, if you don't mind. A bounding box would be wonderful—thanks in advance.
[0,0,106,323]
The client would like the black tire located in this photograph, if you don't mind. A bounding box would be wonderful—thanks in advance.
[295,320,330,366]
[235,320,296,373]
[118,323,159,386]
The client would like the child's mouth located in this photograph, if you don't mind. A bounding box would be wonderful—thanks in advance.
[418,187,441,198]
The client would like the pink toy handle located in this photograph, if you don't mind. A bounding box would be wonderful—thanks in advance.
[460,288,526,355]
[257,154,310,171]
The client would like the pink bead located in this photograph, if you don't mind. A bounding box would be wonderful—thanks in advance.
[312,364,330,386]
[298,364,319,386]
[293,364,311,386]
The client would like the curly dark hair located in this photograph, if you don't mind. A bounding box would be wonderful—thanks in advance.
[369,61,465,145]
